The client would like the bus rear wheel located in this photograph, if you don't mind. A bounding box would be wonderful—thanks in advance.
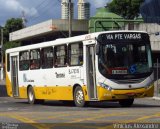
[28,86,36,104]
[74,86,86,107]
[119,99,134,107]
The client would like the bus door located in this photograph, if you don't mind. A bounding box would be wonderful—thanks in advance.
[11,56,19,97]
[86,45,97,100]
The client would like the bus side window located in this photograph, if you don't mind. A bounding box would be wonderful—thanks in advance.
[54,45,67,67]
[68,42,83,66]
[41,47,54,69]
[7,54,10,72]
[19,51,30,71]
[30,49,41,70]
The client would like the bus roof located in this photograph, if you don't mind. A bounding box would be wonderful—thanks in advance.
[6,30,148,54]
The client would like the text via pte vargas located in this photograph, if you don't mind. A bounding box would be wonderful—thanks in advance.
[106,33,141,40]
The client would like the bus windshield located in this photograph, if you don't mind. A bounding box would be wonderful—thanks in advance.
[98,33,153,79]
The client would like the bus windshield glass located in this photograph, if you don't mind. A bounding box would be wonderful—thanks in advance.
[98,32,153,79]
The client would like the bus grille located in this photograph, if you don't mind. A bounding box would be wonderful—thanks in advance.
[111,78,145,84]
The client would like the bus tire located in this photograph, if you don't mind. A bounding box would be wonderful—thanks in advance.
[27,86,37,104]
[119,99,134,107]
[74,86,86,107]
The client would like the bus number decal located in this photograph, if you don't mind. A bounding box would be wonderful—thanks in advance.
[69,69,79,74]
[69,69,80,79]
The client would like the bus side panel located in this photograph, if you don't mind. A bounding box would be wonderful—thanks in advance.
[18,85,89,101]
[34,86,73,100]
[6,72,13,97]
[18,87,28,99]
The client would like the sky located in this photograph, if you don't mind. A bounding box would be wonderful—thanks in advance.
[0,0,111,27]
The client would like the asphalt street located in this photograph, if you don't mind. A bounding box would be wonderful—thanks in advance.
[0,81,160,129]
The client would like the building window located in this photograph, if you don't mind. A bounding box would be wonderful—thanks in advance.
[41,47,54,69]
[54,45,67,67]
[68,42,83,66]
[30,49,40,70]
[19,51,30,71]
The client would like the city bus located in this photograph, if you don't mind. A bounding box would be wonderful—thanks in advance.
[5,30,154,107]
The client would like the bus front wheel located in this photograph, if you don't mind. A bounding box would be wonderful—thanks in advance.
[74,86,86,107]
[119,99,134,107]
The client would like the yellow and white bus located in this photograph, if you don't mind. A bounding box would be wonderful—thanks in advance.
[5,31,154,107]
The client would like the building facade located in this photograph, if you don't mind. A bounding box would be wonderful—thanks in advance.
[9,19,88,45]
[78,0,90,19]
[61,0,74,19]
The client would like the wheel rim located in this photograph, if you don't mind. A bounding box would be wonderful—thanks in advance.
[76,90,84,104]
[29,91,33,102]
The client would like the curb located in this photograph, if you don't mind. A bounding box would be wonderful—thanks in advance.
[152,96,160,100]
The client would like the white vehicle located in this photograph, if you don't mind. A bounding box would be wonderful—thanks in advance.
[5,31,154,107]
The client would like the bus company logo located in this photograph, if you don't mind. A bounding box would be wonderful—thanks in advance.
[23,73,34,82]
[23,73,27,82]
[55,72,65,78]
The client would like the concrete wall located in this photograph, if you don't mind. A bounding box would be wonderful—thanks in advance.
[10,19,88,42]
[126,23,160,52]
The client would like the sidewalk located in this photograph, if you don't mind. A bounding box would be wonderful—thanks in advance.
[153,96,160,100]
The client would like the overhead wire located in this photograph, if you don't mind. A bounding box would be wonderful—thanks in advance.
[27,0,68,37]
[27,0,49,19]
[28,0,60,24]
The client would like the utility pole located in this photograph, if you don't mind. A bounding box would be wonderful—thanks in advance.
[68,0,72,37]
[1,28,4,80]
[22,11,27,28]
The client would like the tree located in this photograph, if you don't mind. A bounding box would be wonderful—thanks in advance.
[3,41,21,55]
[0,18,23,60]
[107,0,144,19]
[3,18,23,42]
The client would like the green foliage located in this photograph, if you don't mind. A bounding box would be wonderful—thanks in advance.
[3,18,23,42]
[3,41,21,54]
[107,0,144,19]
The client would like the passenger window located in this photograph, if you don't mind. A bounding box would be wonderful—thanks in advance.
[69,42,83,66]
[30,49,40,70]
[41,47,54,69]
[19,51,30,71]
[7,54,10,72]
[54,45,67,67]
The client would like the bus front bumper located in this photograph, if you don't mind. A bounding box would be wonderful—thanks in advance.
[98,84,154,101]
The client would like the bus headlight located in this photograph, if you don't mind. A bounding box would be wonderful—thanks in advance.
[145,83,153,89]
[99,82,112,91]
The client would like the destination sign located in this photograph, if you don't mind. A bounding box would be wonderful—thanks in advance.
[105,33,141,40]
[98,32,149,42]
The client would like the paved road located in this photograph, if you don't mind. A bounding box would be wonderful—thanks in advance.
[0,83,160,129]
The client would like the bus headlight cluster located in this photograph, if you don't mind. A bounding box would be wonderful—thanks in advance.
[145,83,153,89]
[99,82,112,91]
